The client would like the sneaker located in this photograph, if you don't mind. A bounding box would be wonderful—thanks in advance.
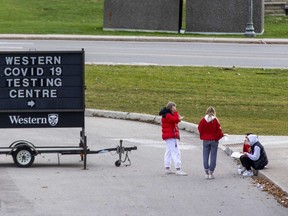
[242,170,253,177]
[237,167,246,174]
[165,169,175,174]
[205,171,209,179]
[176,170,187,176]
[208,172,215,179]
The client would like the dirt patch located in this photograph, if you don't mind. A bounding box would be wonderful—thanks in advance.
[252,176,288,208]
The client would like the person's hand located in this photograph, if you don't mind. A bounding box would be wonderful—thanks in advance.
[180,116,184,120]
[243,152,249,157]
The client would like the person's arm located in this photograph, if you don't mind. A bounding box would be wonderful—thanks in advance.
[247,146,261,161]
[197,118,205,140]
[215,118,224,140]
[197,118,203,134]
[166,112,180,124]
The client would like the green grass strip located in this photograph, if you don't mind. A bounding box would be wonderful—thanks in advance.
[86,65,288,135]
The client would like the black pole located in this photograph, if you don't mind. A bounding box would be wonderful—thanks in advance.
[178,0,183,33]
[83,133,87,170]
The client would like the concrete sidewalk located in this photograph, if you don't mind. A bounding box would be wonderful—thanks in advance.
[86,109,288,196]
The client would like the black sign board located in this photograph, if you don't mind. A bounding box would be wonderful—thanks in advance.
[0,50,85,128]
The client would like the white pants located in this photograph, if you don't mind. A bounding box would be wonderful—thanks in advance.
[164,138,181,169]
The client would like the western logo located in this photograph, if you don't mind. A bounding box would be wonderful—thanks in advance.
[9,113,59,126]
[48,114,59,126]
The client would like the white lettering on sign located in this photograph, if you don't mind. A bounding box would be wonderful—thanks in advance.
[5,56,61,65]
[6,78,62,87]
[3,56,64,101]
[9,115,47,124]
[4,67,44,76]
[8,114,59,126]
[9,89,57,98]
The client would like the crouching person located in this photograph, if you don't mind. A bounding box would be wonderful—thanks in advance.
[240,134,268,177]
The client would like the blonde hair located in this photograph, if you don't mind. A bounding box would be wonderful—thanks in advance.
[205,106,216,116]
[166,101,176,110]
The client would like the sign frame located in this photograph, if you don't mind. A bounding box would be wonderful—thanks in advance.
[0,50,85,128]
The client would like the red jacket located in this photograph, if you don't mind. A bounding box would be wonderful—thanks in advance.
[159,108,180,140]
[243,143,251,153]
[198,116,223,141]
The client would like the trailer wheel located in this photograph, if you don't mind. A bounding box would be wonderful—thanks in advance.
[12,146,35,168]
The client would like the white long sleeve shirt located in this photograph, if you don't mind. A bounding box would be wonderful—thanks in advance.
[247,146,261,161]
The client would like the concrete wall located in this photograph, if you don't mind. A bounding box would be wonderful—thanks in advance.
[103,0,181,33]
[186,0,264,34]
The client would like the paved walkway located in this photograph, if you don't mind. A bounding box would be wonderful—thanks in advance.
[87,109,288,196]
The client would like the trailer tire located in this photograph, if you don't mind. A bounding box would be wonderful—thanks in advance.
[12,146,35,168]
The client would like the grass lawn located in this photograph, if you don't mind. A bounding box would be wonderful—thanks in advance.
[86,65,288,136]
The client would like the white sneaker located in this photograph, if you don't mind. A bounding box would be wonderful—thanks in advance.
[176,170,187,176]
[242,170,253,177]
[237,167,246,174]
[208,173,215,179]
[208,171,215,179]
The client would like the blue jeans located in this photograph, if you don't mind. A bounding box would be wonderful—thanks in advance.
[203,140,219,173]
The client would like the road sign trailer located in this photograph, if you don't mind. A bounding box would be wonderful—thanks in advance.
[0,50,137,168]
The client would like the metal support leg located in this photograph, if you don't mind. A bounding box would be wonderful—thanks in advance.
[57,153,61,166]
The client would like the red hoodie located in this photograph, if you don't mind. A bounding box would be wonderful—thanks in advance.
[198,115,223,141]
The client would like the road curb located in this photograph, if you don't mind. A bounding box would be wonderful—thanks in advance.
[1,34,288,44]
[85,109,199,134]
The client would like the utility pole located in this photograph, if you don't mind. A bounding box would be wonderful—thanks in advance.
[245,0,256,37]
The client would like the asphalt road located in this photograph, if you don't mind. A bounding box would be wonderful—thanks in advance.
[0,117,287,216]
[1,39,288,68]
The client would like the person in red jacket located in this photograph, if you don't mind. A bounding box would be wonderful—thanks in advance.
[159,102,187,176]
[198,106,224,179]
